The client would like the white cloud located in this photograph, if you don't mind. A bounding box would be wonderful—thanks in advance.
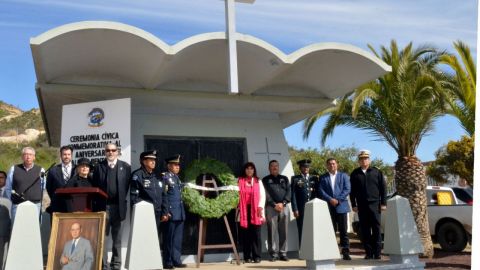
[2,0,477,53]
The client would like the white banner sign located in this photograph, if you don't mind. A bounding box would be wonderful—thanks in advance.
[60,98,131,164]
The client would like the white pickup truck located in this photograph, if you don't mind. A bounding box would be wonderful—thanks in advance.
[425,186,472,252]
[352,186,473,252]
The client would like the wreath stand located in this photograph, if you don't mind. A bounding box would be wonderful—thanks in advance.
[196,174,240,267]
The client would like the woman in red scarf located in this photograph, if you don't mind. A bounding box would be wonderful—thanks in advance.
[237,162,265,263]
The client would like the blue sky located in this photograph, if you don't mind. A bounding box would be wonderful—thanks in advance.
[0,0,477,164]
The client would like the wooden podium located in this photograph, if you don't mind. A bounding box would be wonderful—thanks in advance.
[55,187,108,212]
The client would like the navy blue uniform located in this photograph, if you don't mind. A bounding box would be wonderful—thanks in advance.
[130,168,167,222]
[291,174,318,243]
[350,166,386,258]
[162,171,186,268]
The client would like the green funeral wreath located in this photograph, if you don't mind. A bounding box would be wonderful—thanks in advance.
[182,158,239,219]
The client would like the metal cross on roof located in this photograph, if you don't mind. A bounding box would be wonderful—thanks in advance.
[223,0,256,94]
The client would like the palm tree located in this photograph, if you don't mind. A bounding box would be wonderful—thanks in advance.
[439,40,475,136]
[303,40,450,257]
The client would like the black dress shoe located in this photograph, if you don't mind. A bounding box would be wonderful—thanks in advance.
[373,255,381,260]
[174,263,187,268]
[164,266,174,269]
[279,256,289,261]
[342,253,352,260]
[269,256,278,262]
[253,258,261,263]
[364,255,372,260]
[244,258,253,263]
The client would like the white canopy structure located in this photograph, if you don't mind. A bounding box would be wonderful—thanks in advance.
[31,21,390,146]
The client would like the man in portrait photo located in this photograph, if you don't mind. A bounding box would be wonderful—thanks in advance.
[60,222,94,270]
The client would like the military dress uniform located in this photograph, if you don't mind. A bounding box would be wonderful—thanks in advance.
[162,155,186,269]
[130,151,167,242]
[291,171,318,244]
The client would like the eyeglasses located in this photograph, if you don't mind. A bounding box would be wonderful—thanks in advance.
[106,149,117,153]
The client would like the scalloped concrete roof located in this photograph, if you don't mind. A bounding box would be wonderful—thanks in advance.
[30,21,391,146]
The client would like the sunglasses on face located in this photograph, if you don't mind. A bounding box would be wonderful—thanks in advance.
[106,149,117,153]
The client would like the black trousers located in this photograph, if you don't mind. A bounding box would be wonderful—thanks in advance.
[240,207,262,260]
[328,207,349,251]
[358,201,381,257]
[103,204,123,270]
[295,212,304,245]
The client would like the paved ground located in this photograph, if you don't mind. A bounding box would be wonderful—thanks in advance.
[420,245,471,270]
[184,236,472,270]
[181,256,394,270]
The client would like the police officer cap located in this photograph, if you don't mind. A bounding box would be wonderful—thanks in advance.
[77,157,91,167]
[297,159,311,167]
[165,154,181,164]
[358,149,371,158]
[140,150,157,160]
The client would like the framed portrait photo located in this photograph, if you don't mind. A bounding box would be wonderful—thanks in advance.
[47,212,106,270]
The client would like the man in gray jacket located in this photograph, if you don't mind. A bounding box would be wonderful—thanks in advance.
[60,222,94,270]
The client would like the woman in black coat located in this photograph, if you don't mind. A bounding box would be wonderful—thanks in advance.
[65,158,93,212]
[66,158,93,188]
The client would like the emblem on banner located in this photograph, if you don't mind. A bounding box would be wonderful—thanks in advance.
[88,108,105,127]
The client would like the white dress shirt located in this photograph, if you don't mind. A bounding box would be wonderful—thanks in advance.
[62,162,72,180]
[108,159,118,168]
[329,171,337,192]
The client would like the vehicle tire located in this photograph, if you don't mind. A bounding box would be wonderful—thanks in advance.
[437,221,467,252]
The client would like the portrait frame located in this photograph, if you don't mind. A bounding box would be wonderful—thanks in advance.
[47,212,106,270]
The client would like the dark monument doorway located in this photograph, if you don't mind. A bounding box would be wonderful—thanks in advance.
[144,136,247,255]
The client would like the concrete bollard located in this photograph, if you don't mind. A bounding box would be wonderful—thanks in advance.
[5,201,43,270]
[125,201,163,270]
[299,198,340,269]
[383,195,425,269]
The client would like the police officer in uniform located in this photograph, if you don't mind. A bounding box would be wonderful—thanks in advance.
[162,155,187,269]
[290,159,318,245]
[130,150,168,243]
[262,160,291,262]
[350,150,386,260]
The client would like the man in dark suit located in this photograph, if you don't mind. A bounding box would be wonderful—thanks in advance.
[0,196,11,268]
[47,145,75,214]
[161,155,187,269]
[317,158,352,260]
[350,150,386,260]
[92,143,131,270]
[290,159,318,245]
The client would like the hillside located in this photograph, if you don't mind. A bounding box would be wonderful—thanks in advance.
[0,101,57,170]
[0,101,44,137]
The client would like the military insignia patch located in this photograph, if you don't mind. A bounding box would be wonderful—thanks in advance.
[143,179,151,188]
[297,180,304,187]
